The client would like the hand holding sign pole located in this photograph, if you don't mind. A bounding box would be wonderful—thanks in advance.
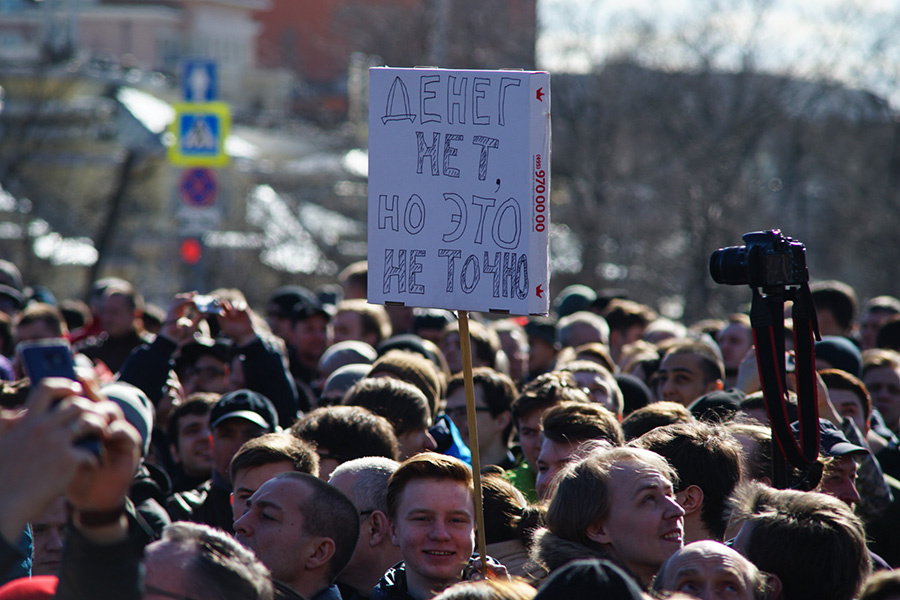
[368,67,551,571]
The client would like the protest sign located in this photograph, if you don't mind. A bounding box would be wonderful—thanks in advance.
[367,67,551,316]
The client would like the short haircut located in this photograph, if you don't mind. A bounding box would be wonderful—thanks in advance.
[572,343,617,374]
[558,360,623,415]
[545,447,677,551]
[386,452,473,519]
[819,368,872,425]
[620,401,693,441]
[103,282,144,313]
[160,521,274,600]
[275,472,360,583]
[860,570,900,600]
[728,482,870,600]
[739,390,799,424]
[600,299,657,333]
[328,456,400,513]
[662,341,725,384]
[631,421,742,540]
[863,348,900,375]
[14,302,66,337]
[863,295,900,316]
[874,318,900,352]
[291,405,399,463]
[653,542,768,600]
[342,377,431,435]
[557,311,610,348]
[480,470,528,545]
[369,349,443,417]
[338,261,368,293]
[542,401,624,447]
[167,395,218,453]
[229,432,319,482]
[335,299,392,345]
[811,280,858,333]
[725,422,773,483]
[431,579,537,600]
[447,367,518,441]
[511,371,590,425]
[441,320,502,369]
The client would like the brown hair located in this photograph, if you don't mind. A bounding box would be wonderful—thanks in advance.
[386,452,473,519]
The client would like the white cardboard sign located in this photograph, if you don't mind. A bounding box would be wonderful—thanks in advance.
[367,67,551,316]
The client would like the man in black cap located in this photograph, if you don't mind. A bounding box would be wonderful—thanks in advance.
[810,418,870,509]
[167,389,278,533]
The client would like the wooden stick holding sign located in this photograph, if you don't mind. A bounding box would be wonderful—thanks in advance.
[458,310,487,563]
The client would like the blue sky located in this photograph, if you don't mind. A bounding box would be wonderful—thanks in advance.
[537,0,900,106]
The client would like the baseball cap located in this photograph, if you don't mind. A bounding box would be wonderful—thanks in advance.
[210,389,278,432]
[814,336,863,378]
[525,316,558,348]
[291,296,331,324]
[791,418,868,458]
[268,285,317,318]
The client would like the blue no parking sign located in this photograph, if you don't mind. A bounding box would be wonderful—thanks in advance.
[179,168,218,207]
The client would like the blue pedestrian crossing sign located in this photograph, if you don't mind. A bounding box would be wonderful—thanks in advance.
[168,102,230,167]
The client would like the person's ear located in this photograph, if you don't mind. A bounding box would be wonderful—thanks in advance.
[586,520,611,545]
[675,485,704,516]
[369,510,391,546]
[494,411,512,433]
[306,537,336,570]
[169,443,181,464]
[389,519,400,547]
[763,572,783,599]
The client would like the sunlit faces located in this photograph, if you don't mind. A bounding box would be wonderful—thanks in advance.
[657,353,720,407]
[396,427,438,460]
[233,477,319,588]
[101,293,138,338]
[389,479,475,594]
[829,388,868,434]
[293,314,331,367]
[572,370,617,415]
[658,540,760,600]
[30,496,67,576]
[535,438,578,500]
[587,459,685,584]
[212,418,267,483]
[863,365,900,430]
[183,354,229,395]
[173,412,212,477]
[444,384,506,449]
[716,324,754,372]
[817,455,861,508]
[517,409,545,472]
[232,460,296,522]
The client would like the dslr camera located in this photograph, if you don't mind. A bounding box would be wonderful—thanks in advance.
[709,229,808,288]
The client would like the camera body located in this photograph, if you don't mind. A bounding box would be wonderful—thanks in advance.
[193,294,224,315]
[709,229,808,288]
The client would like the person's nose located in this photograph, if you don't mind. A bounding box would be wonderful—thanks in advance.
[47,528,65,551]
[840,480,861,507]
[428,520,451,541]
[233,511,253,536]
[666,495,686,519]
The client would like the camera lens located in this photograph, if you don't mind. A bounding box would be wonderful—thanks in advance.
[709,245,749,285]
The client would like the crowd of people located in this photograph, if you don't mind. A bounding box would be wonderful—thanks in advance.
[3,257,900,600]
